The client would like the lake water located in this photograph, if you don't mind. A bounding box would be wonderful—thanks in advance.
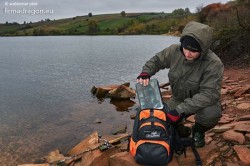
[0,35,179,165]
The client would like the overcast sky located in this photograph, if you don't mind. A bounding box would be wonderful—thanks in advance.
[1,0,230,23]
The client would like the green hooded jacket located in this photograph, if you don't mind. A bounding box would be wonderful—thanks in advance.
[141,21,224,115]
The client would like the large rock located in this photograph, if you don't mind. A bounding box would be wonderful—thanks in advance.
[94,87,110,98]
[169,156,179,166]
[92,83,130,93]
[45,149,66,163]
[109,152,179,166]
[222,130,245,144]
[107,85,136,99]
[66,133,130,166]
[177,141,219,166]
[67,131,99,155]
[79,146,121,166]
[91,82,131,99]
[17,163,50,166]
[109,152,141,166]
[233,145,250,165]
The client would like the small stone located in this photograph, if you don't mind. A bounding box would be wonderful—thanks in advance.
[220,145,230,152]
[218,116,234,124]
[224,162,240,166]
[236,103,250,110]
[233,145,250,165]
[229,87,241,94]
[112,124,127,135]
[221,121,250,129]
[222,130,245,144]
[223,148,234,157]
[18,164,49,166]
[94,118,102,123]
[216,141,227,148]
[206,132,215,137]
[245,133,250,141]
[221,88,228,95]
[212,125,233,133]
[205,136,213,145]
[109,152,141,166]
[234,86,250,98]
[236,114,250,121]
[222,113,230,117]
[234,122,250,133]
[245,94,250,97]
[236,97,244,101]
[205,151,221,166]
[229,82,239,85]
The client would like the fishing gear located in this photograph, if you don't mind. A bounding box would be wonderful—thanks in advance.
[50,133,129,166]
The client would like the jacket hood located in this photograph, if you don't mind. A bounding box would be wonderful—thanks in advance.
[180,21,213,56]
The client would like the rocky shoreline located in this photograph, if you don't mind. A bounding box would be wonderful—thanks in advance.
[18,67,250,166]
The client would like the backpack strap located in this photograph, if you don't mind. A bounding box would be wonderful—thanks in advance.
[172,124,203,166]
[190,142,203,166]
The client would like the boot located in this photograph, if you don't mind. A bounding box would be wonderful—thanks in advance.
[192,123,207,148]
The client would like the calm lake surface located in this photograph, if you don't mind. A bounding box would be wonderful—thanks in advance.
[0,35,179,165]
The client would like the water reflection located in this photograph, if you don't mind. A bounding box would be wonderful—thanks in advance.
[110,99,136,112]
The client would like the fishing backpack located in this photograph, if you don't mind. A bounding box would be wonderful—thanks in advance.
[129,79,202,166]
[129,108,173,165]
[129,107,202,166]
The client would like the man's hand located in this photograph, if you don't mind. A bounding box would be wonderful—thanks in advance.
[136,72,150,86]
[167,109,182,124]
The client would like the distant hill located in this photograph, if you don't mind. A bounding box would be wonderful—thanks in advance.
[0,10,194,36]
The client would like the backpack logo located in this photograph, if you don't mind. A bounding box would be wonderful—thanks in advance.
[145,131,161,138]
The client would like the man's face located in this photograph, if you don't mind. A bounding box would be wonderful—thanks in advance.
[183,48,201,61]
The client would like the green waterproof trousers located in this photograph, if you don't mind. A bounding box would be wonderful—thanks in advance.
[166,98,222,129]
